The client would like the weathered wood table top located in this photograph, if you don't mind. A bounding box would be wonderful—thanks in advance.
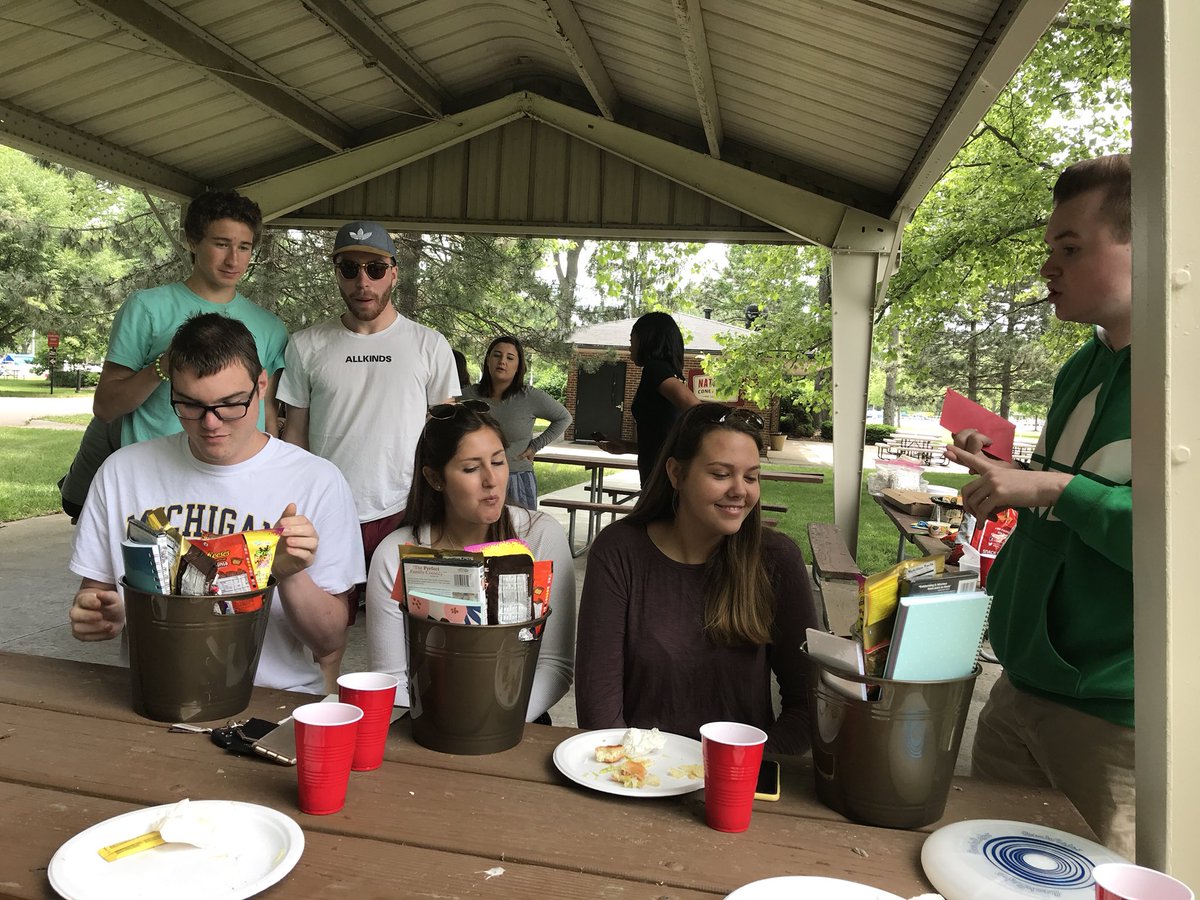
[0,652,1089,898]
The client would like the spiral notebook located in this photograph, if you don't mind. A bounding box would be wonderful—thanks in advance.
[883,591,991,680]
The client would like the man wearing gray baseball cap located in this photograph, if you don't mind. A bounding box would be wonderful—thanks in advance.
[277,221,459,625]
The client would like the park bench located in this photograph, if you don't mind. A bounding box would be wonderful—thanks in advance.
[805,521,862,637]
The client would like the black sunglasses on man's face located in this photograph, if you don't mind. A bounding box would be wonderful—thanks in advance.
[335,260,394,281]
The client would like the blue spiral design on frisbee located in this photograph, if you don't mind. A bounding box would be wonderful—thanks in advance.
[981,836,1095,888]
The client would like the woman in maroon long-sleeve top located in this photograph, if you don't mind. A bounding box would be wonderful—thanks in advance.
[575,403,820,755]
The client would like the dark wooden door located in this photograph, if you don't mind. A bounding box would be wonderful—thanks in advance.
[574,361,626,441]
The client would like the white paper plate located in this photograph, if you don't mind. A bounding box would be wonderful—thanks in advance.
[921,819,1129,900]
[725,876,904,899]
[553,729,704,797]
[48,800,304,900]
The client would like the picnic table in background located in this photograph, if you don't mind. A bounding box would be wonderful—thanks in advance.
[536,445,824,555]
[875,433,951,466]
[872,492,956,563]
[0,651,1095,898]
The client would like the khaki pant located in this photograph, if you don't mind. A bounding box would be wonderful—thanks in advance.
[971,672,1136,860]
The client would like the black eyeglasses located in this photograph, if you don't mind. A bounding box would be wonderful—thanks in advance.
[700,405,766,432]
[428,399,491,420]
[171,386,259,421]
[335,260,394,281]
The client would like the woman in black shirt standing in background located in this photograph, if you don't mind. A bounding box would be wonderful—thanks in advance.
[599,312,701,487]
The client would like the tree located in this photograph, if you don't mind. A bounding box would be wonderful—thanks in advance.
[699,244,830,413]
[0,148,184,355]
[878,0,1130,418]
[586,240,704,319]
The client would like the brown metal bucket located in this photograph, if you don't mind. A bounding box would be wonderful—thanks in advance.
[804,647,979,828]
[122,577,274,723]
[407,612,549,755]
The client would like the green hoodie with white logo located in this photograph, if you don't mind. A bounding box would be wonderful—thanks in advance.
[987,331,1133,727]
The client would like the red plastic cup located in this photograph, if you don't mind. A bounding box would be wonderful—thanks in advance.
[1093,863,1194,900]
[337,671,400,771]
[293,701,363,815]
[700,721,768,833]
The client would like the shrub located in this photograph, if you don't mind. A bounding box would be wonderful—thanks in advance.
[865,424,896,445]
[817,422,895,444]
[531,365,567,404]
[50,369,101,388]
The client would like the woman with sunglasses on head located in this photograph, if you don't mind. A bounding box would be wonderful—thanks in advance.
[365,400,577,723]
[597,312,701,486]
[462,335,572,510]
[576,403,819,753]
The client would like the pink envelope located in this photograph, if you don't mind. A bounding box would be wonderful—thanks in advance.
[939,389,1015,462]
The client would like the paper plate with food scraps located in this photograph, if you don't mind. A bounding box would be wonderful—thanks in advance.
[553,727,704,797]
[47,799,304,900]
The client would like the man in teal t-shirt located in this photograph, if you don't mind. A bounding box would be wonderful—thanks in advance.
[93,190,287,446]
[945,155,1133,857]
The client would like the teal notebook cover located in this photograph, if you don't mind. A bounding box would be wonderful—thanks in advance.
[121,539,161,593]
[884,591,991,681]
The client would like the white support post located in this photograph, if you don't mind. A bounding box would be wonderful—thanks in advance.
[1130,0,1200,878]
[829,251,878,553]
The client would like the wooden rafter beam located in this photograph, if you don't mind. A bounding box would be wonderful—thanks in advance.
[0,97,202,200]
[538,0,619,120]
[671,0,722,159]
[301,0,445,118]
[76,0,351,151]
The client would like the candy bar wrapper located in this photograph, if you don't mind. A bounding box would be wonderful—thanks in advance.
[463,538,533,558]
[484,554,533,625]
[242,529,282,591]
[178,545,219,596]
[187,534,261,611]
[531,559,553,636]
[532,560,553,618]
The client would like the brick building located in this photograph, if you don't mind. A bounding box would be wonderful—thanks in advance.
[563,313,779,444]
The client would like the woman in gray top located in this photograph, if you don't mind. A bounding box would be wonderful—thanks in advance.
[463,335,572,510]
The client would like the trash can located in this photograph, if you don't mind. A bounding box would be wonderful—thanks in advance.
[406,611,550,755]
[804,647,979,828]
[122,577,274,723]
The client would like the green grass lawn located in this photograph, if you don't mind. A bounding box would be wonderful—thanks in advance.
[0,379,94,398]
[0,427,83,521]
[37,413,92,425]
[760,466,973,574]
[1,428,975,576]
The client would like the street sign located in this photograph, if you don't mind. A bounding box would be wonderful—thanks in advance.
[47,332,60,349]
[47,349,57,364]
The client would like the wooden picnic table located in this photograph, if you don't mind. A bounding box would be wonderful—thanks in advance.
[536,446,823,553]
[0,651,1093,898]
[876,434,951,467]
[871,492,955,563]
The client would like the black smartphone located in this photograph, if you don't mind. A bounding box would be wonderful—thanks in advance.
[754,760,781,801]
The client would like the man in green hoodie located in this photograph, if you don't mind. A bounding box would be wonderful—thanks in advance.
[945,154,1133,857]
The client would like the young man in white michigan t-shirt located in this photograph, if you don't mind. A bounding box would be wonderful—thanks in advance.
[69,314,364,694]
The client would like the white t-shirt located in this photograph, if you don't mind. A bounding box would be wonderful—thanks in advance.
[365,507,577,721]
[70,434,365,693]
[276,314,460,522]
